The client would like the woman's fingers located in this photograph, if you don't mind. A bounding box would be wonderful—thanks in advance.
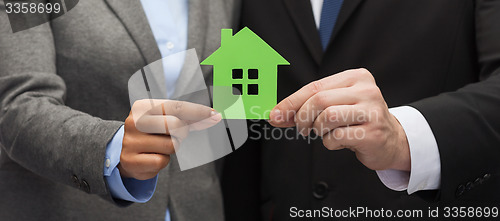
[132,99,222,135]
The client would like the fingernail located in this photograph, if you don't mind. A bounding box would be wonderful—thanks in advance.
[211,110,221,121]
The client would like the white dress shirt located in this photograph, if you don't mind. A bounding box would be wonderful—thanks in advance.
[310,0,441,194]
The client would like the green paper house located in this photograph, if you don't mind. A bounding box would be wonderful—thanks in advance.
[201,27,289,119]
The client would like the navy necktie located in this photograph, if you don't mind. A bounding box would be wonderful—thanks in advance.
[319,0,344,50]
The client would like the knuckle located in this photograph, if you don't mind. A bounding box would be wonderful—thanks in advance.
[151,155,165,169]
[174,101,183,112]
[119,155,131,166]
[121,136,134,151]
[310,80,323,93]
[369,127,385,141]
[359,85,381,98]
[357,68,371,76]
[120,157,137,173]
[156,155,170,169]
[323,137,336,150]
[357,68,373,79]
[349,68,374,82]
[313,91,329,107]
[124,115,134,127]
[345,74,356,82]
[303,80,323,94]
[163,137,175,151]
[324,106,338,122]
[371,86,382,97]
[340,71,359,86]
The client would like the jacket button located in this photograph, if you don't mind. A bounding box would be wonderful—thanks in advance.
[465,182,474,190]
[474,178,483,186]
[313,182,329,199]
[82,179,90,193]
[483,174,491,181]
[456,184,465,197]
[72,175,80,188]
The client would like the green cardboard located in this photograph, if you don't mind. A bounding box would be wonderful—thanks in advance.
[201,27,290,119]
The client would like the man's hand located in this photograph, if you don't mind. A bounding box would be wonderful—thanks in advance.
[119,99,221,180]
[269,68,411,171]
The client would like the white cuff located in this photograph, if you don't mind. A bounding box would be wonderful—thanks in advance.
[376,106,441,194]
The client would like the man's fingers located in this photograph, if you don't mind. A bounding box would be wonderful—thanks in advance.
[294,88,361,135]
[322,125,365,150]
[270,69,371,127]
[269,80,325,127]
[311,105,368,136]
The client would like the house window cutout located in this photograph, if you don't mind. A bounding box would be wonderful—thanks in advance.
[248,84,258,95]
[232,84,242,95]
[200,28,291,119]
[248,69,258,79]
[232,69,243,79]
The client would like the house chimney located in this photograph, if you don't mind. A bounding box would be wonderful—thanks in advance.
[221,29,233,46]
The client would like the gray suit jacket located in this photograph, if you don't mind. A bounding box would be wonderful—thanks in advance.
[0,0,239,220]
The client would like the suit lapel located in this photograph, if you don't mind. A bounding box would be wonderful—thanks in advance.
[283,0,365,62]
[283,0,323,65]
[104,0,161,65]
[327,0,364,50]
[187,0,209,61]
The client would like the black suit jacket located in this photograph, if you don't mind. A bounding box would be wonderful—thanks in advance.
[222,0,500,220]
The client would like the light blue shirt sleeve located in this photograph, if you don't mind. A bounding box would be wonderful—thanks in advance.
[104,126,158,203]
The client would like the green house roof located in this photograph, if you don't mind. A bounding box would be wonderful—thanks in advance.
[201,27,289,66]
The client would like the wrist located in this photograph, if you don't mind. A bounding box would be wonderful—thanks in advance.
[389,115,411,171]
